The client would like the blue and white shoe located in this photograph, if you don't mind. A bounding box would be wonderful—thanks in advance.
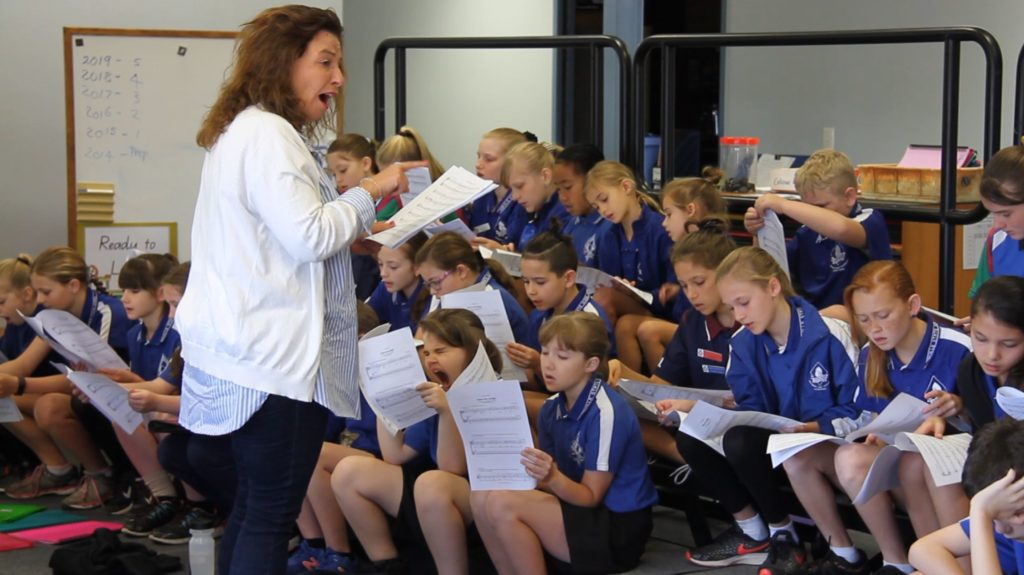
[286,540,325,575]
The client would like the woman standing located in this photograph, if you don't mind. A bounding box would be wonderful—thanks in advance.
[175,6,419,574]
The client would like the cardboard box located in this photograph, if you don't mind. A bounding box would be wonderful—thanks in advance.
[857,163,981,203]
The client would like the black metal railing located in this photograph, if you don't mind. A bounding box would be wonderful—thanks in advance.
[373,35,632,161]
[634,28,1002,312]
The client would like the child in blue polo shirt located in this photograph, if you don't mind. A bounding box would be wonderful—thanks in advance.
[365,233,426,332]
[2,247,131,505]
[745,149,892,308]
[0,254,59,378]
[333,309,503,575]
[414,231,530,346]
[492,141,569,251]
[675,246,860,570]
[788,261,971,574]
[969,145,1024,298]
[909,419,1024,574]
[471,312,658,574]
[470,127,530,243]
[554,144,610,267]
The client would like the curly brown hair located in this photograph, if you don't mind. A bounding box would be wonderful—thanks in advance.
[196,5,343,149]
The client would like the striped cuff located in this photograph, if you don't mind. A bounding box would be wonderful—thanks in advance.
[337,187,377,233]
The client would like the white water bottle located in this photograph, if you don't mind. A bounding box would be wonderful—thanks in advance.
[189,518,216,575]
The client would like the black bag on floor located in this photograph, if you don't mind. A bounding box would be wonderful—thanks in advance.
[49,528,182,575]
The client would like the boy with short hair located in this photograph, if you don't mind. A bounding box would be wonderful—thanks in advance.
[908,419,1024,574]
[745,148,892,307]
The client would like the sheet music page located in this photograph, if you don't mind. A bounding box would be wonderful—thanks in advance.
[23,310,128,371]
[619,379,732,407]
[996,386,1024,420]
[851,445,904,504]
[612,277,653,306]
[845,393,929,443]
[766,432,843,467]
[401,166,432,205]
[425,219,477,242]
[21,312,86,369]
[895,432,972,487]
[359,323,392,341]
[356,327,434,431]
[478,247,523,277]
[757,209,791,280]
[679,401,801,441]
[446,380,536,491]
[0,397,23,423]
[575,267,614,293]
[451,341,499,388]
[440,290,527,382]
[369,166,496,248]
[614,387,660,422]
[67,371,142,433]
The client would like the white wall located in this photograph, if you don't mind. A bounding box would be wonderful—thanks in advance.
[342,0,556,172]
[723,0,1024,164]
[0,0,342,258]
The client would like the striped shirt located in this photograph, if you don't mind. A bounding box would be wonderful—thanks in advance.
[180,141,372,435]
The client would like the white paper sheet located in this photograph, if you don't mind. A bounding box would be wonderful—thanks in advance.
[852,445,904,504]
[446,380,536,491]
[440,290,527,382]
[477,246,523,277]
[67,371,143,433]
[357,327,434,432]
[359,323,392,341]
[612,277,654,306]
[766,432,845,467]
[921,306,961,326]
[996,386,1024,420]
[962,214,995,271]
[20,309,128,371]
[895,432,972,487]
[680,401,801,440]
[575,267,615,293]
[451,341,499,388]
[369,166,497,248]
[757,209,790,280]
[0,397,23,423]
[614,387,660,422]
[400,166,432,206]
[845,393,929,443]
[619,379,732,407]
[425,219,477,242]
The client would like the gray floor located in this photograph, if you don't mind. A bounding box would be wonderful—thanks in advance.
[0,499,784,575]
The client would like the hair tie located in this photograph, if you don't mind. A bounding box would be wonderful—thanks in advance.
[522,130,538,143]
[16,256,31,266]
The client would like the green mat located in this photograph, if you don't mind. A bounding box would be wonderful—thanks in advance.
[0,504,45,524]
[0,509,86,532]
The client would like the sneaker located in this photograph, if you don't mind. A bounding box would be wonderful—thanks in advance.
[800,549,869,575]
[309,548,358,573]
[287,540,325,575]
[149,505,223,545]
[6,465,80,499]
[61,473,114,510]
[686,524,770,567]
[122,497,181,536]
[0,463,31,493]
[758,531,808,575]
[105,476,144,516]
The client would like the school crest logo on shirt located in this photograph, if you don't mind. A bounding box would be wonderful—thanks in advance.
[495,220,508,243]
[584,235,597,264]
[809,362,830,391]
[637,261,646,284]
[570,431,585,466]
[158,354,172,375]
[928,375,947,394]
[829,245,848,272]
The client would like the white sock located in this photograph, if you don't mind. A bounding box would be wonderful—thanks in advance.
[769,521,799,542]
[46,464,74,476]
[736,514,769,541]
[830,545,860,564]
[883,561,913,574]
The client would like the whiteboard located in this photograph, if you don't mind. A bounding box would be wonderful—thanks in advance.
[65,29,236,261]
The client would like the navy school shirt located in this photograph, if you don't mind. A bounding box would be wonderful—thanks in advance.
[343,394,380,455]
[403,413,439,465]
[424,270,530,344]
[562,211,612,268]
[366,280,423,333]
[786,202,892,308]
[537,377,658,513]
[524,286,616,358]
[593,204,678,318]
[157,352,182,388]
[852,318,972,414]
[961,517,1024,575]
[469,190,527,245]
[513,193,569,250]
[0,305,59,377]
[82,288,132,362]
[726,296,860,436]
[126,314,181,381]
[654,308,736,390]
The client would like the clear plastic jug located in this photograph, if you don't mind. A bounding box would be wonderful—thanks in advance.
[720,136,760,193]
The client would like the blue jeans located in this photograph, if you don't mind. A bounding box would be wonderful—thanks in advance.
[219,394,328,575]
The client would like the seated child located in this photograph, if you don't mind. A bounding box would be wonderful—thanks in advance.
[553,143,610,267]
[745,149,891,308]
[908,419,1024,574]
[365,233,426,332]
[471,312,658,574]
[469,128,530,243]
[969,145,1024,297]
